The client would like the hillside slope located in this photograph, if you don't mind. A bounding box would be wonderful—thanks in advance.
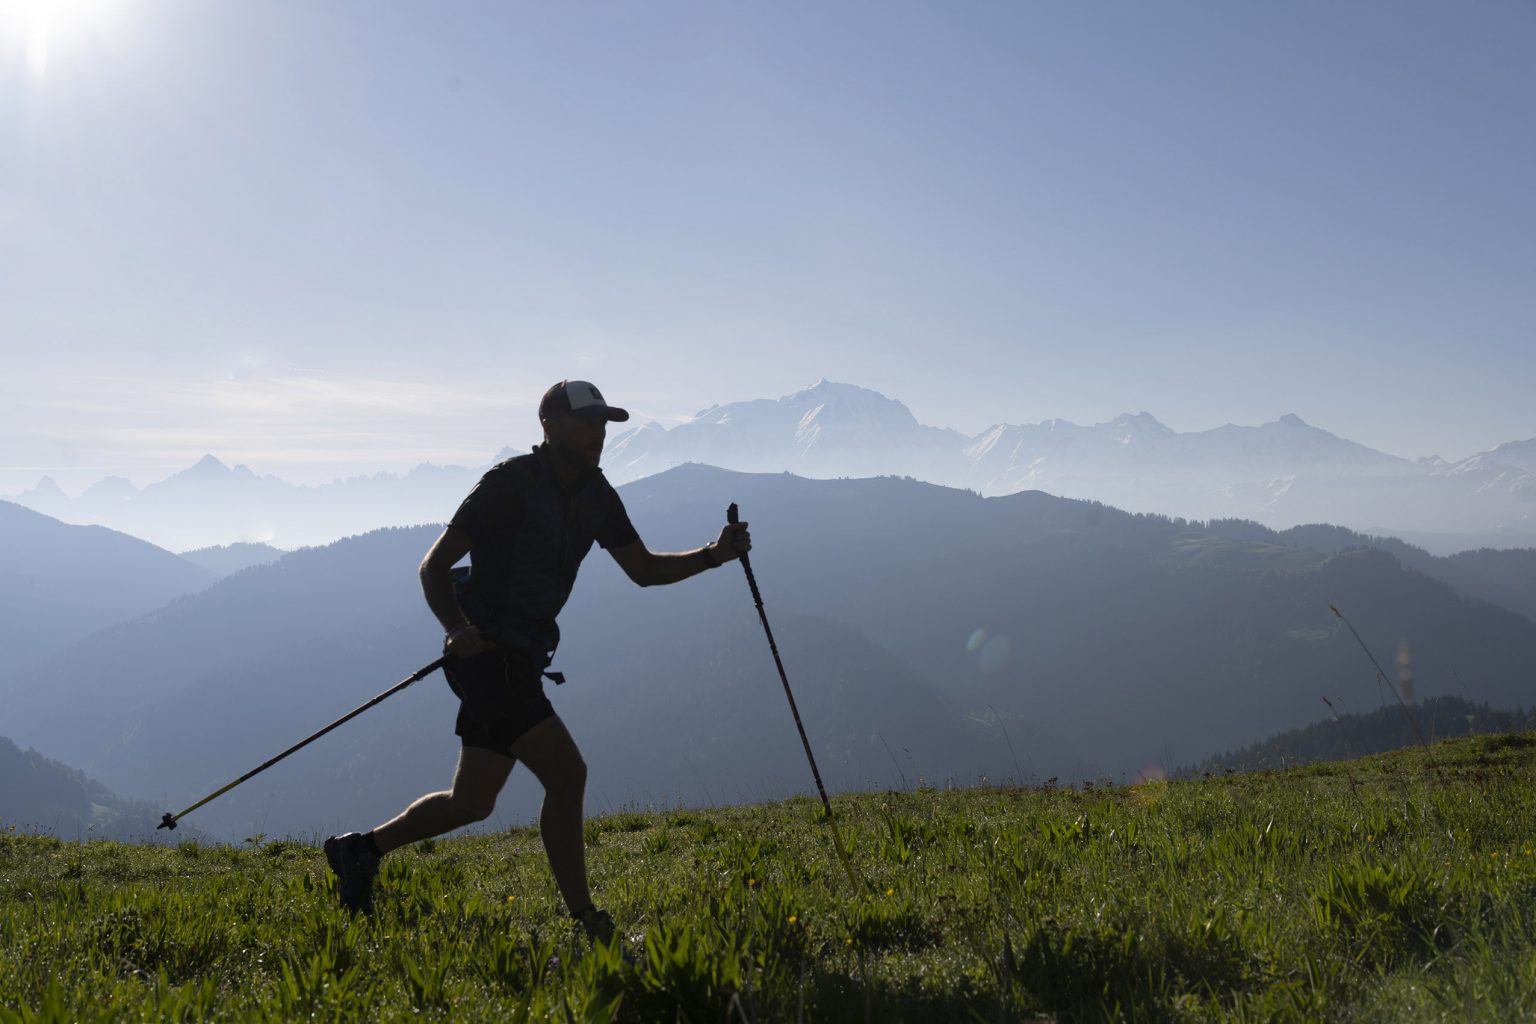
[0,501,214,666]
[0,736,181,841]
[5,468,1535,839]
[2,734,1533,1021]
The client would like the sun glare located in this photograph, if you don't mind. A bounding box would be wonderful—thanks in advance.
[1,0,121,78]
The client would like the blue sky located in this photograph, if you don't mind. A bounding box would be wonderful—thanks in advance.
[2,0,1532,490]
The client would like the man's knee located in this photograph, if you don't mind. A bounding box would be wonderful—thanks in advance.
[548,750,587,796]
[451,790,497,823]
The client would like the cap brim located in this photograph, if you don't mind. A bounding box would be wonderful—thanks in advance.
[572,406,630,423]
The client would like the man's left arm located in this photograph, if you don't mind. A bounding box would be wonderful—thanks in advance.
[608,521,751,587]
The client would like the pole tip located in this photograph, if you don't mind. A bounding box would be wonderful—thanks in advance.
[157,812,177,831]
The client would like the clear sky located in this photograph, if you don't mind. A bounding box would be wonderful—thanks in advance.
[2,0,1533,492]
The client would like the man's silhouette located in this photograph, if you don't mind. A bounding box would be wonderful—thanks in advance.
[325,380,750,939]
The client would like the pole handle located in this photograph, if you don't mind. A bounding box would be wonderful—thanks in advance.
[727,502,739,525]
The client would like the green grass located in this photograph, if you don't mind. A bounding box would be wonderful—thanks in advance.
[4,733,1535,1022]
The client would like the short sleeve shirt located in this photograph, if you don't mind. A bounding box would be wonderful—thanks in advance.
[449,445,639,655]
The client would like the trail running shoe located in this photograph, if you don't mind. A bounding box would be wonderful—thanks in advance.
[575,905,616,945]
[324,832,380,914]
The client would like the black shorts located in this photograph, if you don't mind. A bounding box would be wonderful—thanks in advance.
[441,649,556,758]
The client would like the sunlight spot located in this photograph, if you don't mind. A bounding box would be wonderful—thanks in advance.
[2,0,122,79]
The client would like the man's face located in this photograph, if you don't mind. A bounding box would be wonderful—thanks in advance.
[543,413,608,469]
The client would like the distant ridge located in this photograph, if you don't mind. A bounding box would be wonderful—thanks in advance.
[179,542,285,579]
[4,378,1533,553]
[1179,696,1536,777]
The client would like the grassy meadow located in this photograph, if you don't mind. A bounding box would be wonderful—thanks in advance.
[3,733,1535,1022]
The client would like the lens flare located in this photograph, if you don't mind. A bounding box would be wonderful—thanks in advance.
[1396,641,1414,704]
[978,635,1012,674]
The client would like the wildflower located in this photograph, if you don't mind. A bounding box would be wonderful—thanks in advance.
[507,895,516,903]
[788,915,797,924]
[845,938,854,946]
[886,887,894,897]
[747,878,756,888]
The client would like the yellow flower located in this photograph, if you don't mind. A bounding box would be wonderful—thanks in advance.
[507,895,516,903]
[788,915,797,924]
[886,887,894,897]
[845,938,854,946]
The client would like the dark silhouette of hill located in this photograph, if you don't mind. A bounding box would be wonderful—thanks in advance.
[0,501,214,667]
[1202,520,1536,623]
[5,468,1536,840]
[0,735,195,842]
[1179,696,1536,776]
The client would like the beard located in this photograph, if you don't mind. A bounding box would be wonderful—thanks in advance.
[548,433,603,471]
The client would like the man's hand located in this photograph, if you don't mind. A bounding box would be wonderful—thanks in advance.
[444,623,493,658]
[711,521,751,564]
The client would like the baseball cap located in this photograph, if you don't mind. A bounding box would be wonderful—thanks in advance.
[538,380,630,423]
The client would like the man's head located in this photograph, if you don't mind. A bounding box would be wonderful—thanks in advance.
[538,380,629,471]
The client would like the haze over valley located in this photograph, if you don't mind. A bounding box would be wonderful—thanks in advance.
[6,380,1534,555]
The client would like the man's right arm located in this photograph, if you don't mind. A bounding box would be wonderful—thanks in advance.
[419,526,490,658]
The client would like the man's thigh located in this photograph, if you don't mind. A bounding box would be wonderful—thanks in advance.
[508,715,585,788]
[450,744,516,805]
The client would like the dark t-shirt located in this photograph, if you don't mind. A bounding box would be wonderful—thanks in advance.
[449,445,639,657]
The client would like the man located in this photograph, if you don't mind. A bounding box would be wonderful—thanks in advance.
[324,380,750,939]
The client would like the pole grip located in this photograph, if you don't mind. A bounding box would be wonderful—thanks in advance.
[727,503,739,525]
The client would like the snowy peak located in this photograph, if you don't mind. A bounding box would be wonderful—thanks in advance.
[1110,411,1173,442]
[601,378,963,482]
[1477,438,1536,473]
[1112,411,1170,430]
[781,377,916,417]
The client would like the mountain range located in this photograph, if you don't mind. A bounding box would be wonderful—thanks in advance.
[4,466,1534,841]
[7,381,1532,554]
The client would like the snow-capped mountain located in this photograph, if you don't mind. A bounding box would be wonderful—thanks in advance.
[4,379,1531,554]
[593,381,1531,552]
[603,378,966,483]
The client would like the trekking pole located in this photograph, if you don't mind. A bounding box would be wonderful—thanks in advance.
[157,654,447,830]
[727,503,865,893]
